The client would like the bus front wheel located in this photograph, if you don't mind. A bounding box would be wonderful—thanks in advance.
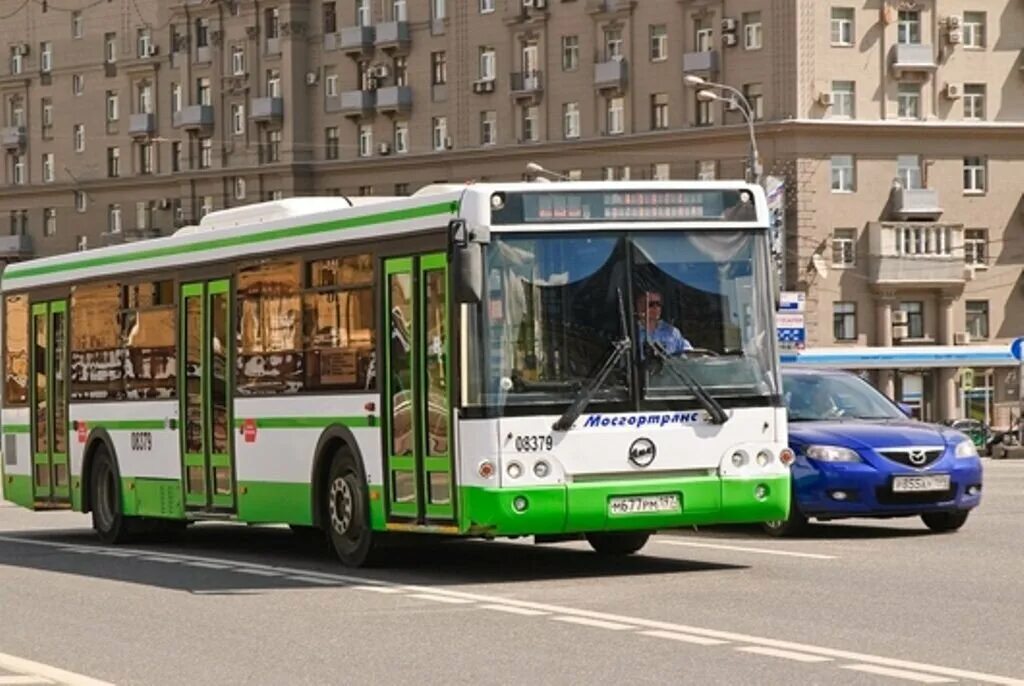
[585,531,651,556]
[325,450,378,567]
[90,446,136,544]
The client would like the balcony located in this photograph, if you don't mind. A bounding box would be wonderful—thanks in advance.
[0,234,33,260]
[891,44,936,77]
[327,90,375,117]
[128,113,155,137]
[867,222,968,288]
[682,50,719,74]
[594,58,627,91]
[374,22,410,51]
[376,86,412,114]
[510,71,543,101]
[173,105,214,130]
[337,25,375,54]
[892,187,942,220]
[250,96,284,122]
[586,0,636,14]
[1,126,26,151]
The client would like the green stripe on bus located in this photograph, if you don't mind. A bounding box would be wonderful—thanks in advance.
[2,424,30,434]
[4,201,458,282]
[233,417,374,429]
[86,420,167,431]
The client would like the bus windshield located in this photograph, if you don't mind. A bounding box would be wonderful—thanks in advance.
[466,230,778,412]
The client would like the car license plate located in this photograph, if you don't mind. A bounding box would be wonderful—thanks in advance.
[608,494,681,516]
[892,474,951,493]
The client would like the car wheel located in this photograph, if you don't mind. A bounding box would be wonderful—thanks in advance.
[761,505,808,537]
[325,449,379,567]
[585,531,651,556]
[921,510,970,533]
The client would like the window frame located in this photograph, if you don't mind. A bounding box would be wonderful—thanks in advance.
[743,12,763,50]
[830,8,854,46]
[965,300,989,339]
[831,228,857,267]
[833,301,857,341]
[830,154,855,192]
[963,156,987,194]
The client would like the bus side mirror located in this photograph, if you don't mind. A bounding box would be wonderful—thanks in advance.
[449,219,486,304]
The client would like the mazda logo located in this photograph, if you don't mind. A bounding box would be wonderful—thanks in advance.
[628,438,656,468]
[908,449,927,466]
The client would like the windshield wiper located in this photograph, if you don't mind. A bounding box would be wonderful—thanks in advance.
[552,289,632,432]
[646,341,729,425]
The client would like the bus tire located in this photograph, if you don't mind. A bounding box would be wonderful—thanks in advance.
[761,506,808,537]
[325,449,378,567]
[585,531,651,556]
[89,445,137,544]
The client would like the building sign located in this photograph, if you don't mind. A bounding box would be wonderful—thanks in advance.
[776,312,805,349]
[778,291,805,313]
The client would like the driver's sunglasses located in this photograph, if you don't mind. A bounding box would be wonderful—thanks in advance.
[647,301,663,309]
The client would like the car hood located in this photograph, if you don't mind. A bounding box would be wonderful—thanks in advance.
[789,419,962,450]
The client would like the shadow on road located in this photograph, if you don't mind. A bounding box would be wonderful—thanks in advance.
[0,524,747,595]
[675,521,934,541]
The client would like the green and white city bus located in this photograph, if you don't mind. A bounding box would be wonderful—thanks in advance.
[1,182,792,566]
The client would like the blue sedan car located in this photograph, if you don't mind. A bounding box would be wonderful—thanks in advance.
[764,369,983,536]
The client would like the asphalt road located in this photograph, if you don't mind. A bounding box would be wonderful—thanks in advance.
[1,460,1022,686]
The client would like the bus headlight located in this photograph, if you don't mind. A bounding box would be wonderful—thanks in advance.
[755,450,773,467]
[506,461,523,479]
[955,440,979,459]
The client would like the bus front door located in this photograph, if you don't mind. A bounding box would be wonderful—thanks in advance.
[179,280,237,513]
[29,300,70,508]
[382,254,456,526]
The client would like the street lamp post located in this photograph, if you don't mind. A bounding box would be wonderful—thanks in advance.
[684,75,762,186]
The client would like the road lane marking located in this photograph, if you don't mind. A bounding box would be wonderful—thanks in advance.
[407,593,474,604]
[0,677,55,685]
[640,630,728,646]
[843,664,956,683]
[480,604,549,617]
[551,616,634,631]
[0,652,114,686]
[182,561,229,569]
[738,646,833,663]
[1,534,1021,686]
[655,538,837,560]
[233,567,282,577]
[286,575,339,585]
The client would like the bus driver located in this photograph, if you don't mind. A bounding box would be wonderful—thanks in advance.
[635,290,693,356]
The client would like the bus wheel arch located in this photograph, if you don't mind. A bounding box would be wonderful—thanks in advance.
[310,425,368,530]
[80,429,117,515]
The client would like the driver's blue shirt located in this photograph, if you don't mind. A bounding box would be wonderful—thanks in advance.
[638,321,693,355]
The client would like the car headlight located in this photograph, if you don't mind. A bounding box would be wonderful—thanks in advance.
[805,445,861,462]
[955,440,979,459]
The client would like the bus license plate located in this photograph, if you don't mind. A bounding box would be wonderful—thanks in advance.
[892,474,950,493]
[608,494,681,516]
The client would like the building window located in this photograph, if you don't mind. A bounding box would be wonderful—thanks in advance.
[562,102,580,139]
[964,229,988,267]
[650,93,669,130]
[358,124,373,157]
[696,93,713,126]
[104,33,117,63]
[199,137,212,169]
[480,110,496,145]
[41,153,54,183]
[963,84,985,120]
[136,201,153,230]
[897,154,922,189]
[963,156,986,193]
[606,96,624,135]
[71,11,83,39]
[40,41,52,72]
[106,91,119,122]
[74,191,87,213]
[41,99,52,130]
[898,10,920,45]
[897,83,920,119]
[9,46,23,75]
[355,0,370,26]
[137,83,153,115]
[604,28,623,61]
[139,141,153,174]
[479,46,496,80]
[44,208,56,237]
[650,163,670,181]
[743,12,762,50]
[695,19,713,52]
[231,104,245,135]
[195,18,209,48]
[393,57,408,86]
[266,8,281,39]
[394,121,409,153]
[393,0,407,21]
[431,52,447,85]
[72,73,84,96]
[266,69,281,98]
[266,130,281,162]
[325,127,339,160]
[171,83,182,112]
[137,28,152,57]
[899,302,924,339]
[650,25,667,61]
[73,124,85,152]
[107,147,120,177]
[562,35,579,71]
[325,74,339,97]
[197,77,211,106]
[522,105,539,141]
[831,154,855,192]
[108,204,122,234]
[831,80,854,118]
[831,228,856,266]
[394,182,410,196]
[833,302,857,341]
[171,142,182,172]
[232,46,246,76]
[602,166,629,181]
[323,2,338,33]
[480,0,494,13]
[432,117,448,150]
[697,160,716,181]
[431,0,446,20]
[962,12,985,49]
[743,83,763,121]
[966,301,989,339]
[11,155,24,185]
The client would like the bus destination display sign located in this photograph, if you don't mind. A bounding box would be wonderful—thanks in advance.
[491,190,757,224]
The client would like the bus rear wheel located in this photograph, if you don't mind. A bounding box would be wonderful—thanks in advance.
[325,450,378,567]
[585,531,650,556]
[90,446,136,544]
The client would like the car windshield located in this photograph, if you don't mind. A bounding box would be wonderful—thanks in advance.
[463,230,778,412]
[783,373,905,422]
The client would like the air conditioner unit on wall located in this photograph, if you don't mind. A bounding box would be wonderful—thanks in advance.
[472,79,495,94]
[818,91,835,106]
[954,331,971,345]
[948,29,962,44]
[892,310,909,326]
[722,33,738,47]
[378,142,391,155]
[946,15,962,29]
[534,0,548,9]
[945,82,963,99]
[17,43,29,56]
[372,64,390,79]
[306,71,319,85]
[721,18,737,32]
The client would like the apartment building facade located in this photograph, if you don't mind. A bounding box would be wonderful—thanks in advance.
[2,0,1023,423]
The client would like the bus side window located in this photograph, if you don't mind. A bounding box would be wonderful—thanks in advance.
[236,260,304,395]
[70,281,124,400]
[4,294,29,406]
[122,281,176,400]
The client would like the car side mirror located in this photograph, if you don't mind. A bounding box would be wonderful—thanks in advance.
[897,402,913,417]
[449,219,488,304]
